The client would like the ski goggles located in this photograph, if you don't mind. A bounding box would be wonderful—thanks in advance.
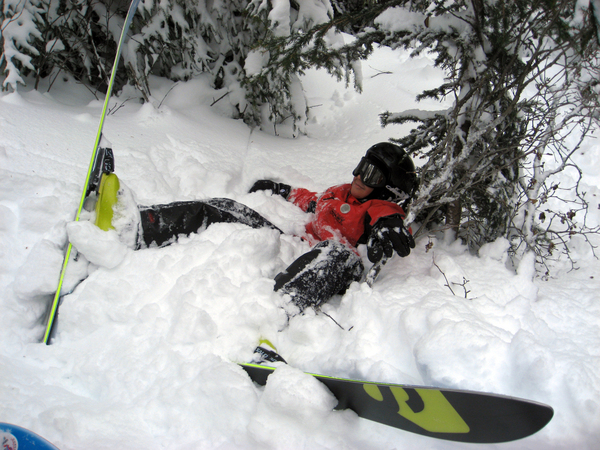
[352,157,387,188]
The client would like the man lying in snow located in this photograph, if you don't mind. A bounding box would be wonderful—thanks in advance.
[88,142,418,314]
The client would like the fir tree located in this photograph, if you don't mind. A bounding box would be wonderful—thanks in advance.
[1,0,337,136]
[2,0,132,93]
[123,0,253,103]
[1,0,44,91]
[242,0,339,136]
[254,0,600,271]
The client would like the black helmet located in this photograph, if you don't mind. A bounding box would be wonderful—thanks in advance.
[353,142,418,203]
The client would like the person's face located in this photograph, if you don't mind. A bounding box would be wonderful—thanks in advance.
[351,175,374,199]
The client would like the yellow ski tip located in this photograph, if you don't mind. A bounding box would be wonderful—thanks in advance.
[95,173,120,231]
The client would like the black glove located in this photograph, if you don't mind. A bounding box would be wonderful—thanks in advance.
[248,180,291,199]
[367,214,415,263]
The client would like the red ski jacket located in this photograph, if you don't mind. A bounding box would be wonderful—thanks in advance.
[288,184,405,248]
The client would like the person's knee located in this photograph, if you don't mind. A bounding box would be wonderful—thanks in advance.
[273,240,364,312]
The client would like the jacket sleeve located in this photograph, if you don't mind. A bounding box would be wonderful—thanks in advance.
[288,188,318,213]
[366,201,406,226]
[358,201,407,245]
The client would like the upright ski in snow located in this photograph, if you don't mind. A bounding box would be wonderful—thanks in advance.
[42,0,142,344]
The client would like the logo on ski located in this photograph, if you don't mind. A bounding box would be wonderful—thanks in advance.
[363,384,469,433]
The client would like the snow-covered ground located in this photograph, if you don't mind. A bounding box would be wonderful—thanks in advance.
[1,45,599,449]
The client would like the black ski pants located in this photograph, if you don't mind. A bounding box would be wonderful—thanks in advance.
[138,199,364,311]
[138,198,282,248]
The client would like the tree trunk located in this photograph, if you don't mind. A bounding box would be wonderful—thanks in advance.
[446,198,462,238]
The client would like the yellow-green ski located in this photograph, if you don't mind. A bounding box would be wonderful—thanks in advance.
[42,0,142,344]
[240,354,553,443]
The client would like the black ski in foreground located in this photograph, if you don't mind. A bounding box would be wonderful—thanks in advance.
[239,362,553,443]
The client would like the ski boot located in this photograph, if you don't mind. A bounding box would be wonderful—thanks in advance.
[252,339,287,364]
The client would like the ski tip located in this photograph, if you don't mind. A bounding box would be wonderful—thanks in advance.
[95,173,120,231]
